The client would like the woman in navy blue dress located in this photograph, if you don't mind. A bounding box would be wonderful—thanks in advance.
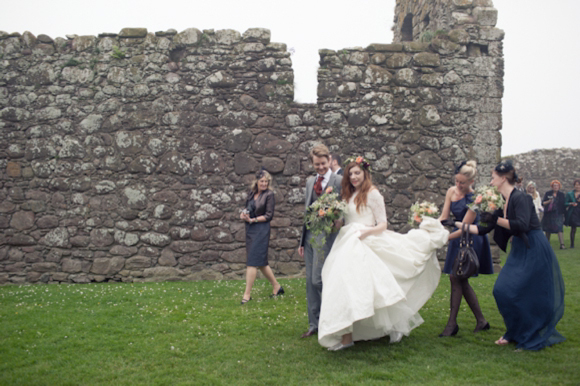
[463,160,565,350]
[438,161,494,337]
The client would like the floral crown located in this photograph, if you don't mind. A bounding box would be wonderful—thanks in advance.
[343,155,372,171]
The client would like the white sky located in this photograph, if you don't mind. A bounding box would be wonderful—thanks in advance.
[1,0,579,156]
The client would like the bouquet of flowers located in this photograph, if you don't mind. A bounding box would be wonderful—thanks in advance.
[467,185,505,226]
[305,186,348,255]
[408,201,440,226]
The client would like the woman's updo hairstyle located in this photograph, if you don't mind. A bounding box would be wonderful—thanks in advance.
[455,160,477,180]
[494,160,518,185]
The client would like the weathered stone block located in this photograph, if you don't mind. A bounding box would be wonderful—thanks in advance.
[158,248,177,266]
[143,267,184,278]
[6,162,21,178]
[90,257,125,275]
[90,229,114,247]
[173,28,202,45]
[187,269,224,281]
[119,28,148,38]
[125,256,151,269]
[242,28,270,44]
[394,69,419,87]
[62,258,83,273]
[141,232,171,247]
[473,7,498,26]
[10,211,35,230]
[386,53,411,68]
[364,65,393,85]
[41,227,69,247]
[413,52,440,67]
[225,129,252,153]
[367,43,403,52]
[252,134,293,155]
[419,105,441,126]
[221,248,246,263]
[31,262,59,272]
[262,157,285,174]
[170,240,203,253]
[317,81,338,98]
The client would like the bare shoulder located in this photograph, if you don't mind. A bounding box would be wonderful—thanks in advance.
[445,186,456,199]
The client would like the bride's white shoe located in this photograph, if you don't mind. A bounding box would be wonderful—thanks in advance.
[328,342,354,351]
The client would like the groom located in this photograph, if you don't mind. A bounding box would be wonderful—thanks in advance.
[298,144,342,338]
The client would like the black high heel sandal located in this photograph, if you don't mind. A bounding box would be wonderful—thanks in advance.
[270,286,285,298]
[474,322,490,333]
[240,297,252,305]
[439,325,459,337]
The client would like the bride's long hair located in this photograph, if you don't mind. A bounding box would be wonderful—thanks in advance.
[342,162,373,213]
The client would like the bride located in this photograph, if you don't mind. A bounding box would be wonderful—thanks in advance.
[319,157,449,351]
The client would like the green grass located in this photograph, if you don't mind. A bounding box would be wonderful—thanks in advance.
[1,228,579,385]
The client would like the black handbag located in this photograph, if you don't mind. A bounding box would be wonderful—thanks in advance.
[452,223,480,279]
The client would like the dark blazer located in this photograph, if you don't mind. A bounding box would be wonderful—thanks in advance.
[565,190,579,225]
[542,190,566,216]
[478,189,541,252]
[335,168,344,176]
[245,189,275,222]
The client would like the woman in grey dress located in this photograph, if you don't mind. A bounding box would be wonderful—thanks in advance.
[239,169,284,304]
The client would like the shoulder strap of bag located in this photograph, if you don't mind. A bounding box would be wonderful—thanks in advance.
[463,222,473,246]
[459,222,467,247]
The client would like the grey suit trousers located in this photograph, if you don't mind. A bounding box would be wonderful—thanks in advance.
[304,230,338,330]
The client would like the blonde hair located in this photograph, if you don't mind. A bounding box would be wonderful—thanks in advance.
[526,181,538,199]
[458,160,477,180]
[250,170,272,194]
[309,144,330,161]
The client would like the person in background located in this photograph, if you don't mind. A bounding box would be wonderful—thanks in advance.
[515,177,525,192]
[541,180,567,249]
[461,160,565,350]
[565,179,580,248]
[526,181,543,220]
[329,154,343,175]
[239,169,283,304]
[438,161,494,337]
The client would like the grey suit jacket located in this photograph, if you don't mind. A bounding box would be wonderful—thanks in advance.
[299,173,343,247]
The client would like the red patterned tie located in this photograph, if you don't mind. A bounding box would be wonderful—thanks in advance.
[314,175,324,196]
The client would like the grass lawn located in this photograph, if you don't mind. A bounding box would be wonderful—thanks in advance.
[1,229,579,385]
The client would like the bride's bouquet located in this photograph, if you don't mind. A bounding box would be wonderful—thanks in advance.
[408,201,440,226]
[305,186,347,255]
[467,185,505,226]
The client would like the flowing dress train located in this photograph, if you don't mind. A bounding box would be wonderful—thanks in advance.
[318,190,449,348]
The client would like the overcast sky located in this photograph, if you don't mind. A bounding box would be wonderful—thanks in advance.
[1,0,578,156]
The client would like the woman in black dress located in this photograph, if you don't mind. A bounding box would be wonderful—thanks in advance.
[565,179,580,248]
[239,169,284,304]
[462,161,565,350]
[541,180,567,249]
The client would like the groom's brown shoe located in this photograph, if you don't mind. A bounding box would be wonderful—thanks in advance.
[301,328,318,338]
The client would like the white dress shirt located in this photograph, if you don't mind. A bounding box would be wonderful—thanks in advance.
[318,168,333,191]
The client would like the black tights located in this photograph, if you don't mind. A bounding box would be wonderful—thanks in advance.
[441,275,487,335]
[571,226,576,247]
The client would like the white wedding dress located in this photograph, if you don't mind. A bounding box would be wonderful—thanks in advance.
[318,190,449,348]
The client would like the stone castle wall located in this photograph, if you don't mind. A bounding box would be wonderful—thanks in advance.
[0,1,505,284]
[510,148,580,196]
